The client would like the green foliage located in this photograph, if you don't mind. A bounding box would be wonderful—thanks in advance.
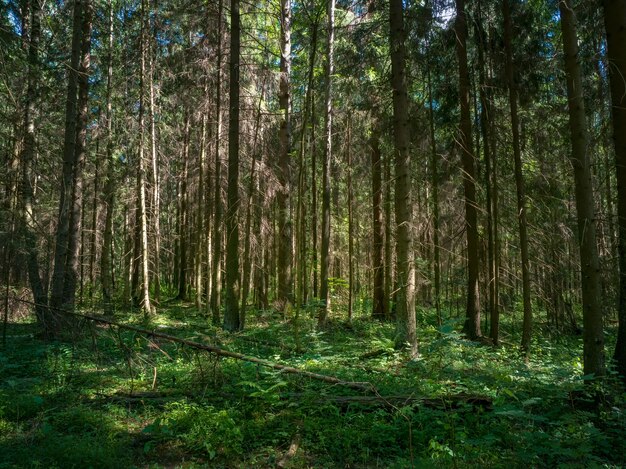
[0,307,625,468]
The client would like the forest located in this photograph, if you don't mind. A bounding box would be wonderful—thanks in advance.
[1,0,626,466]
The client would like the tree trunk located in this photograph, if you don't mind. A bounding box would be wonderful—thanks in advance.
[136,0,152,314]
[19,0,48,325]
[210,0,224,325]
[319,0,335,324]
[276,0,293,310]
[475,10,498,343]
[347,117,354,321]
[601,0,626,381]
[427,61,441,327]
[50,0,88,319]
[454,0,481,339]
[371,120,386,319]
[176,112,190,301]
[223,0,241,332]
[390,0,417,357]
[559,0,605,377]
[503,0,531,354]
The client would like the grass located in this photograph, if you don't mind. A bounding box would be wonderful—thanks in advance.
[1,303,625,468]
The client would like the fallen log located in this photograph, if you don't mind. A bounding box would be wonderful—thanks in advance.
[70,311,373,392]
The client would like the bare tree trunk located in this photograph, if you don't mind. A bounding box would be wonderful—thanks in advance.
[601,0,626,381]
[176,112,190,301]
[390,0,417,356]
[241,83,265,323]
[19,0,48,324]
[210,0,224,325]
[426,62,441,327]
[475,10,498,343]
[560,0,605,377]
[50,0,88,319]
[319,0,335,324]
[223,0,241,331]
[455,0,481,340]
[384,150,393,319]
[136,0,152,314]
[371,120,386,319]
[276,0,293,310]
[347,117,354,321]
[502,0,532,354]
[196,112,207,312]
[148,13,161,304]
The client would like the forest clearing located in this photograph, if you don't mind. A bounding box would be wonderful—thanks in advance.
[2,0,626,466]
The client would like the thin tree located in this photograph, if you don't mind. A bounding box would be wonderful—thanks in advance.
[371,119,386,319]
[136,0,152,313]
[277,0,293,310]
[503,0,532,354]
[211,0,224,325]
[101,0,115,315]
[319,0,335,324]
[454,0,481,339]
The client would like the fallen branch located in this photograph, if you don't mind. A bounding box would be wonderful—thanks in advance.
[281,392,493,411]
[70,311,373,392]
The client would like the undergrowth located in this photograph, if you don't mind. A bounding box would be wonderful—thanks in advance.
[0,305,625,468]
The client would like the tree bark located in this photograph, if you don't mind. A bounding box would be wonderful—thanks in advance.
[371,120,386,319]
[210,0,224,325]
[454,0,481,339]
[390,0,417,356]
[50,0,87,319]
[19,0,48,325]
[560,0,605,377]
[503,0,531,354]
[319,0,335,324]
[276,0,293,310]
[136,0,152,314]
[601,0,626,381]
[223,0,241,331]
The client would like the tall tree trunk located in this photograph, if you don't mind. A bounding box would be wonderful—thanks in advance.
[390,0,417,356]
[503,0,532,354]
[241,84,265,324]
[19,0,48,325]
[384,149,393,319]
[371,120,386,319]
[277,0,293,310]
[223,0,241,331]
[136,0,152,314]
[49,0,88,319]
[148,13,161,304]
[196,113,207,312]
[319,0,335,324]
[88,162,99,302]
[347,117,354,321]
[62,0,92,313]
[176,113,190,301]
[427,61,441,327]
[560,0,605,377]
[602,0,626,381]
[210,0,224,325]
[454,0,481,339]
[475,11,498,343]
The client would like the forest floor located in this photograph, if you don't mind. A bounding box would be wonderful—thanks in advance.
[0,302,625,468]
